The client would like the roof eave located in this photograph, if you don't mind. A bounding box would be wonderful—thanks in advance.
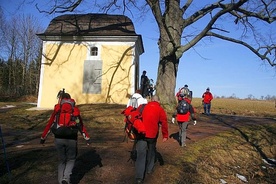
[36,34,144,55]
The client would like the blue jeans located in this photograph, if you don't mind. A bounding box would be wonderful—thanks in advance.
[135,138,157,180]
[203,103,211,115]
[55,138,77,184]
[178,122,188,146]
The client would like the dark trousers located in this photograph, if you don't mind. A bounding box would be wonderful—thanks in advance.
[135,138,157,180]
[178,122,188,146]
[204,103,211,114]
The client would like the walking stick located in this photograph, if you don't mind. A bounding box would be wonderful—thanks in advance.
[0,126,11,180]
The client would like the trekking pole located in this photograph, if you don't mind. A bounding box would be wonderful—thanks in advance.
[0,126,11,180]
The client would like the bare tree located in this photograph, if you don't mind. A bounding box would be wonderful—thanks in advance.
[34,0,276,108]
[17,15,43,94]
[0,12,43,96]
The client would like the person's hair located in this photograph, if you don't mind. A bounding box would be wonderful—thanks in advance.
[62,93,71,99]
[151,95,159,102]
[135,89,141,94]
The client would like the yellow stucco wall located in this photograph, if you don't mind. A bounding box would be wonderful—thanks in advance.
[38,42,136,108]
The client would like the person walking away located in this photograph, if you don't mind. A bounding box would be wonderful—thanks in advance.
[175,84,192,103]
[175,97,197,147]
[148,79,155,99]
[40,92,91,184]
[172,84,192,124]
[140,70,149,98]
[135,95,168,184]
[202,87,213,115]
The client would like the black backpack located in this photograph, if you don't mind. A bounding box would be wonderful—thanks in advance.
[176,99,190,114]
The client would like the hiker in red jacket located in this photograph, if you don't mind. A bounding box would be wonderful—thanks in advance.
[175,97,197,147]
[40,92,90,184]
[135,95,168,184]
[172,85,192,124]
[202,87,213,115]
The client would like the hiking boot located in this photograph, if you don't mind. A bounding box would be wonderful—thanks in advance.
[135,178,143,184]
[181,143,186,147]
[62,180,68,184]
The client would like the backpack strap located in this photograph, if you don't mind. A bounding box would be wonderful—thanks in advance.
[60,99,75,107]
[138,104,146,114]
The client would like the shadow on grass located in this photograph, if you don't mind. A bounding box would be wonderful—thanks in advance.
[0,148,56,184]
[71,149,103,184]
[169,130,191,145]
[213,114,276,167]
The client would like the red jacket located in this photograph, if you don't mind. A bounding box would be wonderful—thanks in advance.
[202,92,213,104]
[41,99,90,140]
[141,101,168,139]
[176,99,196,123]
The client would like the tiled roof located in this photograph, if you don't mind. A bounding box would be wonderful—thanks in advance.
[38,13,137,36]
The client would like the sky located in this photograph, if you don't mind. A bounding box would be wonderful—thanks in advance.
[1,0,276,99]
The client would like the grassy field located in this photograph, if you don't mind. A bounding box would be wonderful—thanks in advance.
[0,97,275,183]
[192,98,276,117]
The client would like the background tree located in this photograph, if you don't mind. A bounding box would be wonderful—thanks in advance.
[0,11,42,97]
[33,1,276,109]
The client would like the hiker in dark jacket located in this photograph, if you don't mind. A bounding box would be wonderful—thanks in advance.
[40,92,90,184]
[140,70,149,98]
[135,95,168,184]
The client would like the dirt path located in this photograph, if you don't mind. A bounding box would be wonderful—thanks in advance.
[2,110,275,184]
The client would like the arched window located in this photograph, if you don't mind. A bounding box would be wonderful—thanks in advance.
[90,47,98,56]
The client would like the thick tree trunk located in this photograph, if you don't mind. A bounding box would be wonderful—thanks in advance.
[155,53,178,112]
[152,0,182,112]
[155,25,181,112]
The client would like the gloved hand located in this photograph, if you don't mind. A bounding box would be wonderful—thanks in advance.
[171,118,175,124]
[86,139,92,146]
[193,120,197,125]
[40,138,45,144]
[82,133,90,140]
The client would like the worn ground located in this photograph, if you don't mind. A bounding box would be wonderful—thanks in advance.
[0,99,275,184]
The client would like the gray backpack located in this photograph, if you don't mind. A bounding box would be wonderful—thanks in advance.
[180,87,192,99]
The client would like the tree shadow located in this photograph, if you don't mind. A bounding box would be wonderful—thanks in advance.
[213,114,276,167]
[126,143,164,166]
[71,149,103,184]
[169,132,179,142]
[155,151,164,166]
[169,130,191,145]
[0,148,57,183]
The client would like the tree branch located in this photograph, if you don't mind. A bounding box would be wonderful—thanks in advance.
[206,31,276,67]
[181,0,193,13]
[146,0,163,26]
[234,7,276,24]
[36,0,83,14]
[184,0,223,27]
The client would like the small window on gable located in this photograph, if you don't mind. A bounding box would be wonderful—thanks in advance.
[90,47,98,56]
